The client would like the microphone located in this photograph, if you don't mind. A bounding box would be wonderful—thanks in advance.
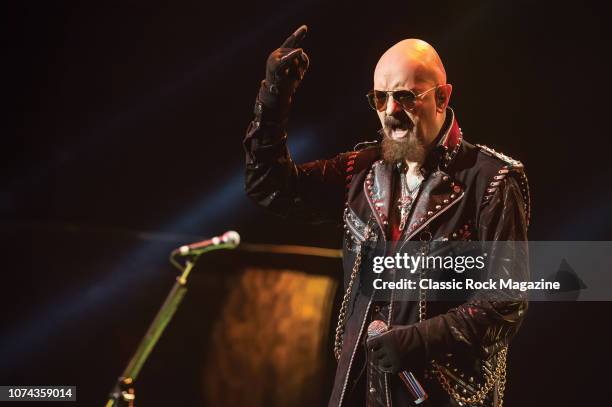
[367,320,428,405]
[174,231,240,256]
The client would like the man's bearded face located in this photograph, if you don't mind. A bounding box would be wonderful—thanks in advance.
[380,109,427,164]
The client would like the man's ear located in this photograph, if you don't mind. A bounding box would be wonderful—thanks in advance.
[436,84,453,112]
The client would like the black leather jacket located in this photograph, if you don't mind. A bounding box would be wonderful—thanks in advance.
[244,104,530,407]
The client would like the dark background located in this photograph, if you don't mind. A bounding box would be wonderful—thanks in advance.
[2,0,612,406]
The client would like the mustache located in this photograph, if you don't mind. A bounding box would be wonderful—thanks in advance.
[383,112,413,129]
[384,116,402,128]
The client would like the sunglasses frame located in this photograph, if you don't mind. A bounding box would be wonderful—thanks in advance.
[366,85,440,112]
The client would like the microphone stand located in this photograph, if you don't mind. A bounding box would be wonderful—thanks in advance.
[104,251,200,407]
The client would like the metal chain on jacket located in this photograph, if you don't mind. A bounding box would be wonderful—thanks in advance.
[432,348,507,406]
[418,239,508,406]
[334,225,371,361]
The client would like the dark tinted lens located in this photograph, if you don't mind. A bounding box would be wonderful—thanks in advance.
[367,91,387,111]
[393,90,417,109]
[372,91,388,111]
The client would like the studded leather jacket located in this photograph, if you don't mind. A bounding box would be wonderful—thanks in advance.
[244,105,530,407]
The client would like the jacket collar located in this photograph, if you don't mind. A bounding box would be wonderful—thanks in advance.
[423,107,463,173]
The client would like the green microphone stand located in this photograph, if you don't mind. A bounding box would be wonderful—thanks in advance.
[104,233,239,407]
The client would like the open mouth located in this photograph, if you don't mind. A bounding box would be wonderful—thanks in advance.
[389,128,410,140]
[386,115,414,140]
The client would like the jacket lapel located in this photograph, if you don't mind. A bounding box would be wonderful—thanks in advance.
[364,160,394,239]
[401,170,465,242]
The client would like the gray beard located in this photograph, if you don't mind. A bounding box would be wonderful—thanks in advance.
[380,130,427,165]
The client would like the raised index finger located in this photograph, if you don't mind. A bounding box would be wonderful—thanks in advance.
[280,25,308,48]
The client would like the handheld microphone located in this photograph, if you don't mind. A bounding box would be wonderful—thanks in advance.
[367,320,428,405]
[173,231,240,256]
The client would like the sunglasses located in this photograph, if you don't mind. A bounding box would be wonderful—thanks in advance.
[366,85,439,112]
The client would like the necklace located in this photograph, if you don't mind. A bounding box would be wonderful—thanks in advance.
[398,168,423,231]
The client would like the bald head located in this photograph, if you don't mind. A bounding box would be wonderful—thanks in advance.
[374,39,446,90]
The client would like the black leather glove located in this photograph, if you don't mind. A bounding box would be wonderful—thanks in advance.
[257,25,310,117]
[367,325,425,374]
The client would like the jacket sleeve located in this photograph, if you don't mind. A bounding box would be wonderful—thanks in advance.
[452,173,529,358]
[388,172,529,366]
[243,103,349,225]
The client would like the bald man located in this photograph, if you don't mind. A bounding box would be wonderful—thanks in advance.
[244,26,530,407]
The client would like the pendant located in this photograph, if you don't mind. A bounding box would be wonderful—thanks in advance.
[398,196,413,231]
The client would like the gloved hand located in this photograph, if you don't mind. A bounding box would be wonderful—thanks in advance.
[265,25,309,94]
[366,325,425,374]
[258,25,310,114]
